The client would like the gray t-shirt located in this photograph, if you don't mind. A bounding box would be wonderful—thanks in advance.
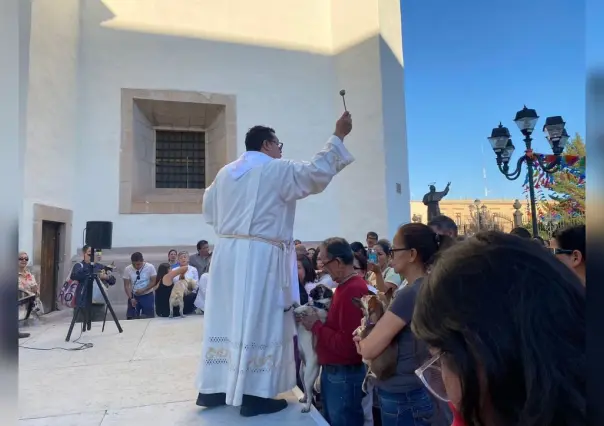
[375,277,428,393]
[189,254,210,275]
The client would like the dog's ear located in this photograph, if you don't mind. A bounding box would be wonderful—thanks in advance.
[351,297,363,309]
[368,296,382,312]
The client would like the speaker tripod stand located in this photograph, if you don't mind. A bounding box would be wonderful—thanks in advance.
[65,247,123,342]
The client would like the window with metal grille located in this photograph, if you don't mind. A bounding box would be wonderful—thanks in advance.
[155,130,205,189]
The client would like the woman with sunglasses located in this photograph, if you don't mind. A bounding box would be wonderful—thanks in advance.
[551,224,585,286]
[412,231,585,426]
[353,223,454,426]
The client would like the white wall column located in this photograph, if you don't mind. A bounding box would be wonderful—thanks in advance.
[330,0,410,241]
[22,0,82,257]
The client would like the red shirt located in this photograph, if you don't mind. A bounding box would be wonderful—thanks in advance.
[449,403,466,426]
[311,275,369,365]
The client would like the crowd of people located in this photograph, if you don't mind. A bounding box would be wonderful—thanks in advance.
[288,216,585,426]
[16,218,586,426]
[17,240,214,338]
[101,240,213,320]
[16,111,587,426]
[16,217,586,426]
[187,114,586,425]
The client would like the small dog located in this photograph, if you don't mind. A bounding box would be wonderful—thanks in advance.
[293,284,334,413]
[169,274,197,318]
[352,287,397,391]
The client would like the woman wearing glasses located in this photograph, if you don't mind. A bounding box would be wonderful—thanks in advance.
[353,223,454,426]
[366,239,403,293]
[173,251,199,316]
[551,224,585,286]
[412,231,585,426]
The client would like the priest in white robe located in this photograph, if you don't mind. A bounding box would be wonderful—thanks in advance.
[196,112,354,417]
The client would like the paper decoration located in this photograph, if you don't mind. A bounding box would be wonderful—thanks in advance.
[521,153,586,217]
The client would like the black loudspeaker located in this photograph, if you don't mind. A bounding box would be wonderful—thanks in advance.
[85,221,113,249]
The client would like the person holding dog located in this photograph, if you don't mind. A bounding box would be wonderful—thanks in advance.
[195,112,354,417]
[354,224,454,426]
[298,237,368,426]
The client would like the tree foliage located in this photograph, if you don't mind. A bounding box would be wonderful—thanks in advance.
[548,133,585,217]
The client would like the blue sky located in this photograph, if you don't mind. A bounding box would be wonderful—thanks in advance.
[401,0,585,201]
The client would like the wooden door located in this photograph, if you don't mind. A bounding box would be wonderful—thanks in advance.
[40,221,61,313]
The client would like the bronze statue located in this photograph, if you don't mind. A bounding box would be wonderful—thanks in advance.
[422,182,451,222]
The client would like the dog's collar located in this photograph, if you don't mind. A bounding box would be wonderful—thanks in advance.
[311,300,329,311]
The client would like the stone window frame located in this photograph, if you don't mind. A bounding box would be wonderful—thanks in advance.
[119,88,237,214]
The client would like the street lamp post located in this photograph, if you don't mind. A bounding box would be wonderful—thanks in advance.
[487,106,569,237]
[469,199,488,231]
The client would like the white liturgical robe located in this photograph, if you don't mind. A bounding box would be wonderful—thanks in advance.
[195,135,355,406]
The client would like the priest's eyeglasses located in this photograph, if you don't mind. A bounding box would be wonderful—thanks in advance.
[414,352,449,402]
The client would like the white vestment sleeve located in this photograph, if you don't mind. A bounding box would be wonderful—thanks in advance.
[278,135,355,202]
[202,181,217,225]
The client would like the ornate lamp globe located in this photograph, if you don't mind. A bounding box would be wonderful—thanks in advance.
[514,105,539,135]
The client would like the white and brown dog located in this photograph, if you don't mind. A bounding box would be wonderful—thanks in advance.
[293,284,334,413]
[169,274,197,318]
[352,288,397,391]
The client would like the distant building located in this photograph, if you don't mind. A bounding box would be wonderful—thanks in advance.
[410,199,521,234]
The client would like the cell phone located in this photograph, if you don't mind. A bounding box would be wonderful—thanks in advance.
[368,249,378,264]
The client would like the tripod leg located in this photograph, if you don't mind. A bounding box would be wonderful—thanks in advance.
[65,306,81,342]
[94,276,123,333]
[86,277,93,331]
[102,305,108,332]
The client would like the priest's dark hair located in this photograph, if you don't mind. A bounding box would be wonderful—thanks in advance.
[321,237,354,265]
[245,125,276,151]
[412,231,585,426]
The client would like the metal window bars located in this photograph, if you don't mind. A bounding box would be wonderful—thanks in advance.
[155,130,205,189]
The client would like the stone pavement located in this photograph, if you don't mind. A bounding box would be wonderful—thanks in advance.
[18,315,327,426]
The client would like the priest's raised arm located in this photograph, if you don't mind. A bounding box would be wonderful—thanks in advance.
[277,135,355,202]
